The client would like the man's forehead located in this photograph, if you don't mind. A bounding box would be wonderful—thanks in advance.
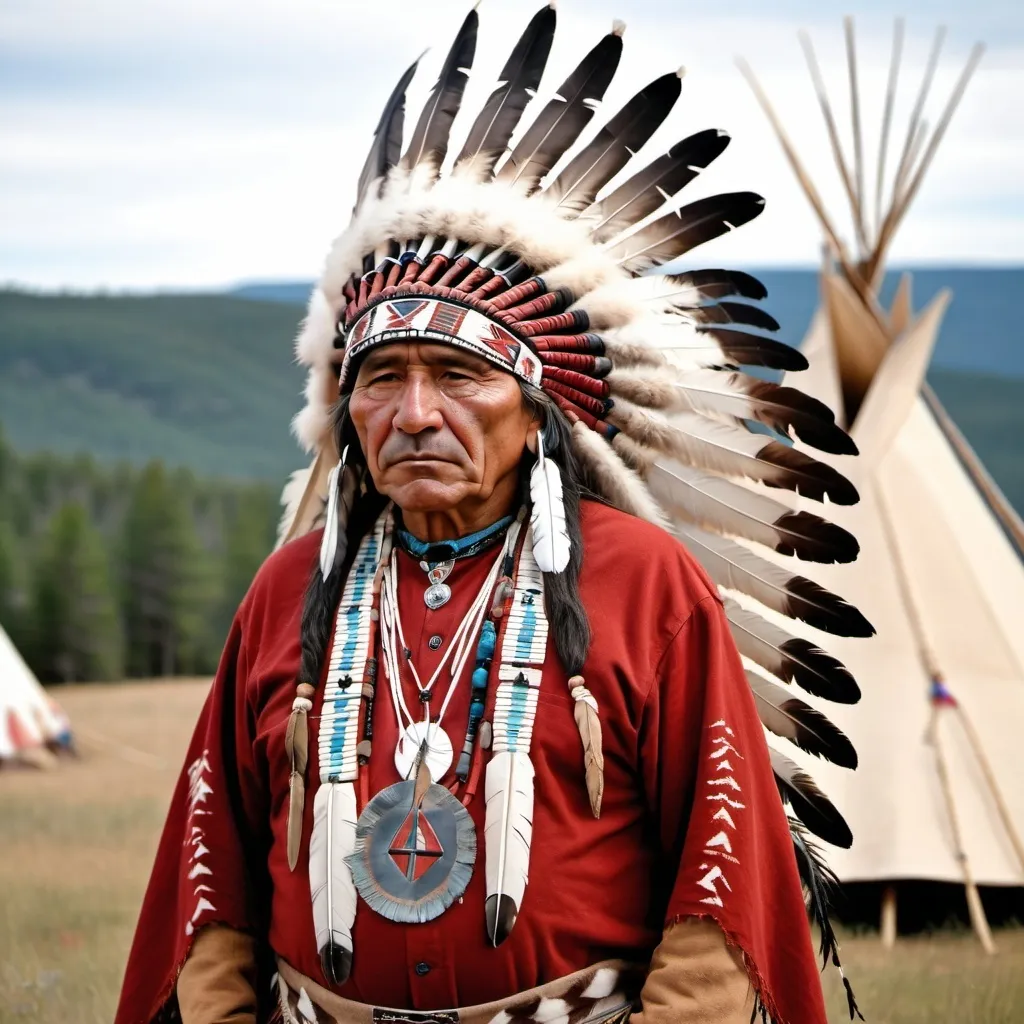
[358,341,496,372]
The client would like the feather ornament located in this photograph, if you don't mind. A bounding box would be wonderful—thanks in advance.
[355,57,422,212]
[484,750,535,946]
[529,433,571,573]
[662,268,768,302]
[606,192,766,272]
[569,677,604,818]
[319,448,357,580]
[723,597,861,704]
[649,460,859,564]
[770,747,852,848]
[586,129,732,242]
[677,523,873,636]
[664,330,809,372]
[495,25,625,194]
[546,69,683,214]
[401,9,479,178]
[285,698,312,871]
[455,3,557,181]
[748,669,857,768]
[309,781,358,984]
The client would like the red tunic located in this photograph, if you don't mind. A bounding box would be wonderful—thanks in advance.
[116,500,827,1024]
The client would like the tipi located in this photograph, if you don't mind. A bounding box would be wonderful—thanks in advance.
[0,623,72,767]
[741,21,1024,950]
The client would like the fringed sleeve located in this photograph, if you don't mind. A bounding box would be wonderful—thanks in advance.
[115,601,274,1024]
[637,595,828,1024]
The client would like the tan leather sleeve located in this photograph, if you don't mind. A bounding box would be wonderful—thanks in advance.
[176,924,258,1024]
[630,917,756,1024]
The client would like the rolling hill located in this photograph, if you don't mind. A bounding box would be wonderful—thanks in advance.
[0,283,1021,516]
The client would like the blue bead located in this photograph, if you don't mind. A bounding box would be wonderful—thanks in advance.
[477,620,497,660]
[472,666,489,689]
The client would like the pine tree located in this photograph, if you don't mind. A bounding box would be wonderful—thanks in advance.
[30,502,123,681]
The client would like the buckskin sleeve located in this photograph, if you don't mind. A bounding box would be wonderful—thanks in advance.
[177,925,258,1024]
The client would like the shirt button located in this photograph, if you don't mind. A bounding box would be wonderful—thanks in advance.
[428,635,443,650]
[414,961,431,976]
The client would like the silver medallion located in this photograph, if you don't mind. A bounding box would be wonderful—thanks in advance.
[395,720,453,781]
[348,774,476,925]
[424,582,452,609]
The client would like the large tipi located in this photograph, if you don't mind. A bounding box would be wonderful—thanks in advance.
[0,623,72,768]
[741,21,1024,948]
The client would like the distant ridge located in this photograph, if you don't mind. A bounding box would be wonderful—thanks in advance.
[229,267,1024,381]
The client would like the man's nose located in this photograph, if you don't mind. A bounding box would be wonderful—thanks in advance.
[392,375,444,435]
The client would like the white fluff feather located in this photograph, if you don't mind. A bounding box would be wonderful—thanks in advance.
[529,438,571,573]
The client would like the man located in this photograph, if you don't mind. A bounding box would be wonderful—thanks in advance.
[117,7,870,1023]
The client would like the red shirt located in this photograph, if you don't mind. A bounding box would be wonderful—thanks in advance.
[117,500,827,1024]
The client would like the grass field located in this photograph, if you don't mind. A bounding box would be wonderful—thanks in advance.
[1,681,1022,1023]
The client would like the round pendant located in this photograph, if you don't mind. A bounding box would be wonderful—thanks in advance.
[424,582,452,610]
[395,721,453,781]
[349,778,476,924]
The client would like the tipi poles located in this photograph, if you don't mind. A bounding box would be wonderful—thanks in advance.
[874,483,998,953]
[844,18,868,252]
[874,19,905,243]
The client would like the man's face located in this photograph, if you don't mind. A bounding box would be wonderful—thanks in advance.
[349,342,539,521]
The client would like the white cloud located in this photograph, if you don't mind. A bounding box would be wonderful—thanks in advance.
[0,0,1020,288]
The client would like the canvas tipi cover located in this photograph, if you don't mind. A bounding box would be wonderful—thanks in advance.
[742,21,1024,892]
[0,623,70,765]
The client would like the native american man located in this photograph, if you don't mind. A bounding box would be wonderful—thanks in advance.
[118,7,870,1024]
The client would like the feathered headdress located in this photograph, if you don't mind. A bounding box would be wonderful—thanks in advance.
[279,3,873,861]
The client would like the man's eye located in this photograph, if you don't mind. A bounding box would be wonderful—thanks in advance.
[369,372,400,384]
[442,370,472,382]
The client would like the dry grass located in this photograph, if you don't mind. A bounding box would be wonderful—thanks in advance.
[1,680,1022,1023]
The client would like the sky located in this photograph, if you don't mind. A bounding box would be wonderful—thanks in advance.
[1,0,1022,290]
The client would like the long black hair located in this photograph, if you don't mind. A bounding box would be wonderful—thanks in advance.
[296,385,594,692]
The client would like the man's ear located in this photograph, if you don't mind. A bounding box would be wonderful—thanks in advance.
[525,416,542,455]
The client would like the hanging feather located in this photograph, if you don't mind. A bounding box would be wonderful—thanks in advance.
[677,523,873,636]
[606,192,766,272]
[455,3,557,180]
[586,130,732,241]
[545,70,683,214]
[401,8,479,178]
[608,404,860,508]
[319,448,358,580]
[495,23,625,194]
[668,368,857,456]
[650,460,859,564]
[770,747,852,848]
[529,432,571,573]
[724,597,861,704]
[285,694,313,871]
[748,669,857,768]
[568,675,603,817]
[354,57,422,212]
[484,750,535,946]
[309,782,359,984]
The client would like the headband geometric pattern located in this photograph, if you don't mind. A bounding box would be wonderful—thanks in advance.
[280,4,874,855]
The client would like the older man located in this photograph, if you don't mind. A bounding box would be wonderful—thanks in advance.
[117,7,869,1024]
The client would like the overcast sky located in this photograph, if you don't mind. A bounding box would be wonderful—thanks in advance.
[1,0,1021,290]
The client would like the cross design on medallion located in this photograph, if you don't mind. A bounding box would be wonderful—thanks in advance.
[388,805,444,882]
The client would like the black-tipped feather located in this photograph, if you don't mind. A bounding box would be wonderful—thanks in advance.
[699,328,808,371]
[748,670,858,768]
[355,57,421,212]
[689,301,781,332]
[759,442,860,506]
[608,192,766,271]
[456,4,556,179]
[546,71,682,213]
[496,28,624,193]
[770,748,852,848]
[724,597,861,703]
[589,130,732,241]
[402,9,479,175]
[666,268,768,301]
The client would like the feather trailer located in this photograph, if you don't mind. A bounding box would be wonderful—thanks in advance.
[723,597,861,704]
[401,8,479,179]
[747,669,857,768]
[770,747,852,849]
[455,3,557,181]
[546,69,683,215]
[529,435,571,573]
[669,368,858,456]
[606,192,766,273]
[309,782,359,984]
[586,129,732,242]
[484,750,535,946]
[355,57,422,212]
[649,460,859,564]
[495,23,624,194]
[677,523,873,636]
[608,404,860,509]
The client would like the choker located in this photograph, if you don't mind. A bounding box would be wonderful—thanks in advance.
[395,514,515,564]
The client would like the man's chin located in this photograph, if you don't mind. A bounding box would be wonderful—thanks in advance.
[382,480,471,513]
